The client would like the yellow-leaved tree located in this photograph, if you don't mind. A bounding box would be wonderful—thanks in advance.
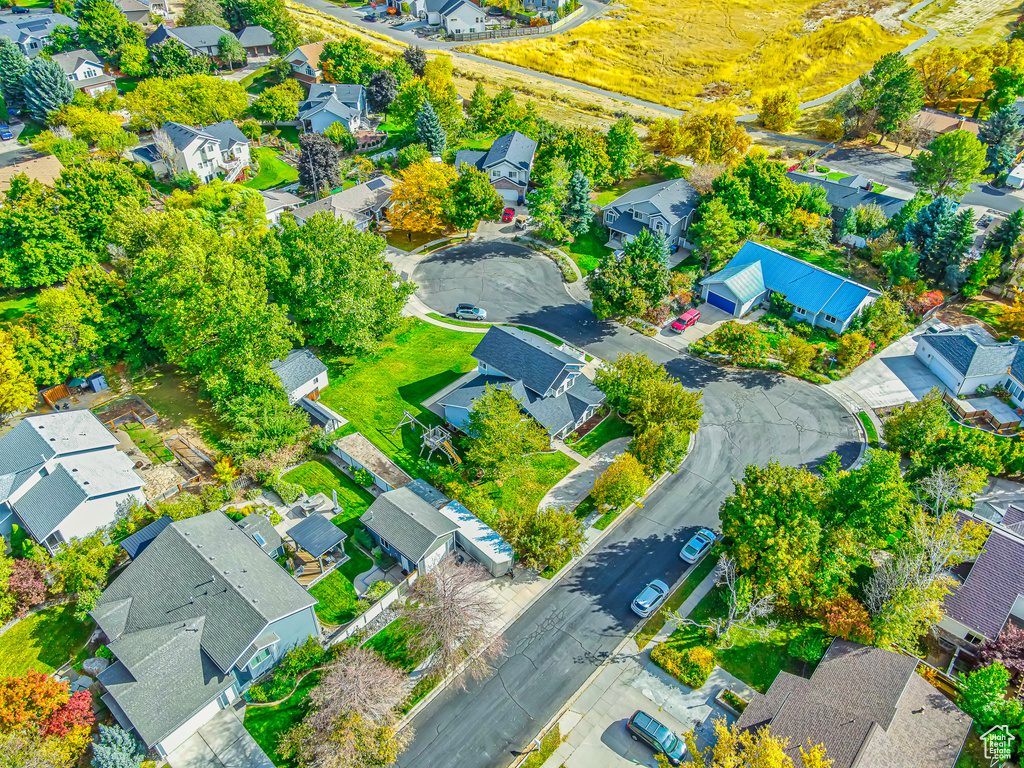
[388,159,457,234]
[0,329,36,424]
[675,718,831,767]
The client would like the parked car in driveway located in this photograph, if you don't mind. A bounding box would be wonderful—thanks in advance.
[501,207,515,222]
[680,528,716,563]
[0,127,12,141]
[455,303,487,320]
[626,710,686,765]
[363,14,378,20]
[631,579,669,617]
[670,309,700,332]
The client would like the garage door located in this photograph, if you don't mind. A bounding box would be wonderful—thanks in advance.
[497,187,519,202]
[706,291,737,314]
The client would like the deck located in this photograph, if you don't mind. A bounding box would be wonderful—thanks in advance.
[294,548,350,587]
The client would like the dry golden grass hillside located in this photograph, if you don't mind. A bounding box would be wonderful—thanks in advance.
[465,0,925,110]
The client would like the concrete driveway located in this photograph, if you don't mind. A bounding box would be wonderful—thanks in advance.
[167,706,273,768]
[656,303,754,351]
[412,240,575,323]
[825,328,944,410]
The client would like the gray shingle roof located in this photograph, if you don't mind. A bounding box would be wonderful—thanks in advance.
[360,487,457,563]
[235,25,274,47]
[49,48,115,90]
[0,11,76,47]
[919,325,1018,378]
[287,512,346,558]
[471,326,580,396]
[786,172,907,218]
[482,131,537,171]
[92,511,315,673]
[291,176,393,227]
[455,149,488,172]
[120,515,173,559]
[163,120,247,152]
[237,513,284,555]
[603,177,698,226]
[944,524,1024,639]
[736,639,969,768]
[271,349,327,395]
[147,23,230,51]
[260,188,304,211]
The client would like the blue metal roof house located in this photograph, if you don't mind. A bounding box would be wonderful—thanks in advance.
[699,242,880,333]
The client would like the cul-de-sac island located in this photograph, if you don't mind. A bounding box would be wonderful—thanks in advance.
[1,0,1024,766]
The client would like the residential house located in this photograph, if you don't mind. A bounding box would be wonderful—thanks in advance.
[237,514,285,558]
[118,515,172,560]
[438,325,605,440]
[331,432,413,493]
[914,324,1022,397]
[161,120,251,184]
[146,23,231,58]
[785,171,907,220]
[915,107,982,140]
[939,511,1024,649]
[235,24,274,57]
[392,0,447,25]
[699,241,879,333]
[128,144,167,178]
[296,83,369,134]
[291,176,394,230]
[0,410,146,553]
[455,130,537,203]
[115,0,155,24]
[259,188,304,225]
[91,511,319,758]
[359,479,514,576]
[736,638,971,768]
[601,177,699,250]
[284,41,325,85]
[0,155,64,194]
[51,48,117,95]
[360,486,458,574]
[0,11,77,57]
[271,348,328,406]
[440,0,485,35]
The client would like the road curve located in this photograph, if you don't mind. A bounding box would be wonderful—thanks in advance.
[398,245,862,768]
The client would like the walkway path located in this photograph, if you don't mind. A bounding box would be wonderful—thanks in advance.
[647,560,721,647]
[541,437,630,512]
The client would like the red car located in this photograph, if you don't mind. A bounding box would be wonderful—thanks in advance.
[501,208,515,222]
[670,309,700,332]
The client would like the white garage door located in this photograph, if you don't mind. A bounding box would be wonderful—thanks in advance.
[497,187,519,202]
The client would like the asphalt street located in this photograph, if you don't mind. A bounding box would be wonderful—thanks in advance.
[826,147,1024,214]
[399,243,861,768]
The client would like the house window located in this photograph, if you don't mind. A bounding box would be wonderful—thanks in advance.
[965,632,984,645]
[248,648,272,670]
[379,537,390,551]
[824,314,839,324]
[794,307,807,316]
[253,532,266,546]
[491,169,499,178]
[217,691,231,708]
[654,220,664,232]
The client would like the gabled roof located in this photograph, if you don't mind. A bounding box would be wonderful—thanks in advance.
[235,25,274,47]
[291,176,394,226]
[360,487,458,563]
[702,241,879,323]
[0,154,64,193]
[0,12,76,46]
[92,511,316,674]
[50,47,105,74]
[710,261,765,304]
[736,639,970,768]
[147,23,230,51]
[307,83,364,107]
[270,348,327,395]
[332,432,412,490]
[482,131,537,171]
[454,149,488,172]
[119,515,172,559]
[286,41,324,66]
[603,177,699,226]
[260,188,304,212]
[786,172,908,218]
[236,513,283,555]
[406,479,515,564]
[944,523,1024,640]
[471,325,581,396]
[919,324,1018,378]
[440,0,479,18]
[163,120,247,152]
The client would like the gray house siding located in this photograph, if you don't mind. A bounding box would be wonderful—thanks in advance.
[443,405,471,430]
[231,605,319,689]
[365,529,454,573]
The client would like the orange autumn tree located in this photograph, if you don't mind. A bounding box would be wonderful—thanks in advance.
[388,159,457,234]
[0,670,94,764]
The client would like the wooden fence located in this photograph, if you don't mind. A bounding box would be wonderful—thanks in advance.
[942,391,1021,435]
[452,5,582,41]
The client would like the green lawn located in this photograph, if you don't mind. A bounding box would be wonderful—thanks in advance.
[477,451,578,515]
[121,422,175,463]
[636,551,719,648]
[317,320,480,474]
[858,412,879,448]
[16,120,44,146]
[273,126,302,146]
[661,587,823,693]
[522,724,562,768]
[243,148,298,190]
[962,300,1009,336]
[387,229,447,252]
[568,411,632,457]
[0,605,94,677]
[132,363,229,447]
[115,77,140,94]
[0,290,38,323]
[240,65,272,93]
[245,671,320,768]
[594,172,667,206]
[563,224,610,275]
[365,618,431,672]
[283,460,376,625]
[456,136,495,151]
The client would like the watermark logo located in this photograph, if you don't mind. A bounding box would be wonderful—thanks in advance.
[981,724,1016,762]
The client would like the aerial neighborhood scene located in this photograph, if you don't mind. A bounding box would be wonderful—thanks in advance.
[5,0,1024,765]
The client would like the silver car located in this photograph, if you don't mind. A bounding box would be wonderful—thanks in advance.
[455,303,487,320]
[631,579,669,618]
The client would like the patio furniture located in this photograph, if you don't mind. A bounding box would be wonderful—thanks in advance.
[286,512,350,587]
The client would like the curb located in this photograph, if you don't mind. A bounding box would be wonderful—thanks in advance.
[398,430,697,729]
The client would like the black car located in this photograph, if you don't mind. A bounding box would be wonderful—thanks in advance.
[626,710,686,765]
[363,13,379,21]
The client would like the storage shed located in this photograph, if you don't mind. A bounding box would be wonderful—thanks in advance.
[332,432,412,492]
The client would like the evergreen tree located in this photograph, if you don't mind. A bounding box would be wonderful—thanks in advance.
[564,169,593,237]
[415,100,446,155]
[980,105,1024,173]
[91,724,145,768]
[986,209,1024,255]
[403,45,427,77]
[903,195,957,267]
[22,57,72,122]
[467,81,489,122]
[933,208,975,284]
[0,38,27,113]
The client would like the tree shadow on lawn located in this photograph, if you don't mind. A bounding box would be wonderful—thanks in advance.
[396,369,467,413]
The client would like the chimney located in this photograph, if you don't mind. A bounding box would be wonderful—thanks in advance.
[1012,336,1021,345]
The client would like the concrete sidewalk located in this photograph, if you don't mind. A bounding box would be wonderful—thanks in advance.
[539,438,630,513]
[647,561,722,648]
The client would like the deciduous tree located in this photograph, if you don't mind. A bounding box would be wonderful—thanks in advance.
[218,34,246,67]
[759,88,801,132]
[179,0,228,27]
[592,453,651,511]
[494,503,586,572]
[605,115,643,181]
[594,353,668,413]
[526,155,571,240]
[0,330,36,424]
[679,110,751,165]
[8,559,45,618]
[690,197,738,274]
[464,384,549,480]
[882,387,949,455]
[836,331,871,368]
[126,75,247,128]
[152,39,212,78]
[446,166,502,234]
[681,717,831,768]
[859,53,925,139]
[366,69,398,119]
[587,228,669,319]
[958,663,1016,732]
[978,625,1024,676]
[911,130,988,197]
[388,158,456,233]
[297,132,342,194]
[249,80,302,124]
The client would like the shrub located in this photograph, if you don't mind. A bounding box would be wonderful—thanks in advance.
[353,468,374,486]
[278,636,327,676]
[269,478,303,504]
[269,510,283,525]
[837,331,871,368]
[788,629,828,665]
[310,427,337,454]
[769,292,795,318]
[818,118,845,143]
[821,594,875,644]
[651,644,716,689]
[247,684,268,702]
[721,689,748,713]
[245,487,262,502]
[366,580,393,601]
[91,724,145,768]
[790,321,812,338]
[96,644,114,660]
[354,527,375,551]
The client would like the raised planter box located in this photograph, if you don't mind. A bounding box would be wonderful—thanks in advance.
[714,689,749,717]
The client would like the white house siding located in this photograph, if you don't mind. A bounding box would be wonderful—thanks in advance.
[915,343,965,394]
[699,283,761,316]
[936,616,975,641]
[422,537,451,573]
[56,489,147,544]
[287,371,328,406]
[157,695,229,756]
[960,372,1014,396]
